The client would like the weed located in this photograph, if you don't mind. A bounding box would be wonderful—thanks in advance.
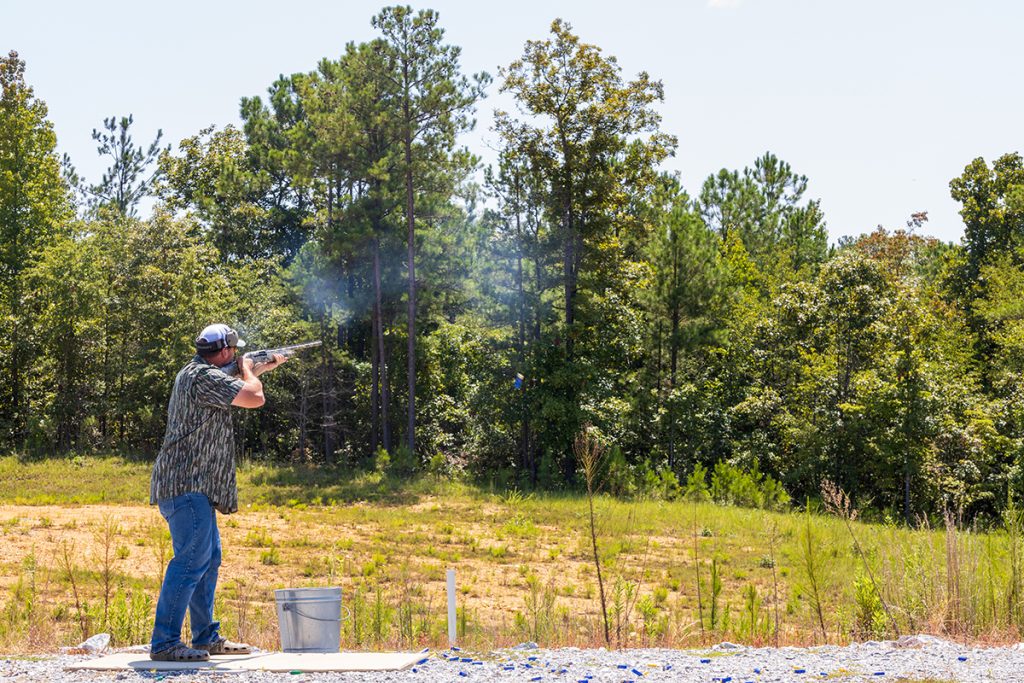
[799,503,831,643]
[244,529,274,547]
[518,573,557,643]
[738,583,770,642]
[1005,495,1024,631]
[853,574,887,639]
[636,594,666,645]
[94,515,120,630]
[371,582,391,644]
[708,557,723,632]
[823,480,899,637]
[766,517,781,646]
[108,587,152,646]
[56,539,90,640]
[576,425,610,646]
[149,524,171,588]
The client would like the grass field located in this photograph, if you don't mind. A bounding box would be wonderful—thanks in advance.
[0,455,1020,653]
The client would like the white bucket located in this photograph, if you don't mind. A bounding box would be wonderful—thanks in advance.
[274,586,342,652]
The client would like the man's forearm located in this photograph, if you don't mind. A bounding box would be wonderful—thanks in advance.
[240,364,263,391]
[251,354,287,377]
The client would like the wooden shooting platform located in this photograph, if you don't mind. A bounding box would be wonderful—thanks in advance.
[66,650,426,673]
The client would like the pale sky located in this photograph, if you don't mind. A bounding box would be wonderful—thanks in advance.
[5,0,1021,244]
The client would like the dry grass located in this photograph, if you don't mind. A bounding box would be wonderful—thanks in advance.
[0,457,1021,653]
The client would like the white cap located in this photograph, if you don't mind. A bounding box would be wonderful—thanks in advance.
[195,324,246,352]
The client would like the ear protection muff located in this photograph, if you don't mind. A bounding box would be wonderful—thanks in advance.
[195,327,238,352]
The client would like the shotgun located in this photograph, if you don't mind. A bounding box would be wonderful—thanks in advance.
[220,341,322,376]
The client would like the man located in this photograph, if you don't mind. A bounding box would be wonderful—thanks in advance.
[149,324,285,662]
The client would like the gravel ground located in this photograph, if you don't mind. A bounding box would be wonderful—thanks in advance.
[2,637,1021,682]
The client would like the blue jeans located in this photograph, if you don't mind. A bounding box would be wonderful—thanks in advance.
[150,493,222,653]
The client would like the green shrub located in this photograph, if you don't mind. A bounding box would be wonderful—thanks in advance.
[707,461,790,510]
[602,447,682,501]
[852,574,887,639]
[108,588,152,646]
[684,462,711,501]
[389,446,418,478]
[604,446,635,498]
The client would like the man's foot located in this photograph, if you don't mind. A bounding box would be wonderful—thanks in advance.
[194,636,252,655]
[150,644,210,662]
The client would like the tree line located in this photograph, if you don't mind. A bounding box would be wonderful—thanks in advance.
[3,7,1024,522]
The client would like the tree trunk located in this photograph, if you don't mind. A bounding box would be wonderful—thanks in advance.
[298,373,309,460]
[904,461,912,526]
[530,250,543,486]
[101,278,112,444]
[320,314,336,463]
[373,237,391,452]
[669,248,680,470]
[10,271,24,447]
[515,195,530,476]
[404,118,416,456]
[533,252,543,345]
[371,306,380,453]
[562,202,575,359]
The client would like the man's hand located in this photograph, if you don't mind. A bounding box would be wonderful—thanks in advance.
[252,353,287,377]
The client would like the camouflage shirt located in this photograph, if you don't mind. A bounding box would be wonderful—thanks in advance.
[150,355,245,514]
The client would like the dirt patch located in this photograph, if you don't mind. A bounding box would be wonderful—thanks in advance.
[0,502,632,646]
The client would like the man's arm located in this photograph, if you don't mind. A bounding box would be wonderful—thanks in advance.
[230,353,286,408]
[231,357,265,408]
[252,353,287,377]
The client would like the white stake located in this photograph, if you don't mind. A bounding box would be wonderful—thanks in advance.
[446,568,457,646]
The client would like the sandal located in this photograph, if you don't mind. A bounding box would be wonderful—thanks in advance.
[194,637,252,655]
[150,643,210,662]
